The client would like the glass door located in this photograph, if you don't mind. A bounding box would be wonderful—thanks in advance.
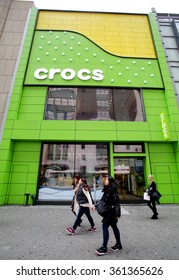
[113,157,145,201]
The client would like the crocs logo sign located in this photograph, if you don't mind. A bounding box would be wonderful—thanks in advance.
[160,112,169,141]
[34,68,104,81]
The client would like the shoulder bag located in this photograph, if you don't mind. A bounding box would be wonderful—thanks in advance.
[152,191,162,201]
[96,199,112,217]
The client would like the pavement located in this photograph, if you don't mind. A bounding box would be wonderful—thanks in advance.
[0,204,179,260]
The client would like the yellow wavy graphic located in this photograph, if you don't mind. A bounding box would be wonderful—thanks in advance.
[36,11,156,58]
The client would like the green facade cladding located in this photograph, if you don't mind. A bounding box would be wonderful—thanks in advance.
[0,8,179,205]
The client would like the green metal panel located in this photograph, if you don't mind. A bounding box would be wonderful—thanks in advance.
[149,143,178,203]
[40,129,76,141]
[12,151,40,162]
[7,196,26,205]
[75,130,117,141]
[8,165,28,197]
[172,184,179,195]
[41,120,76,130]
[149,143,174,153]
[5,142,41,205]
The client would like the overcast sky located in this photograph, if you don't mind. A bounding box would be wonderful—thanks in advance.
[34,0,179,14]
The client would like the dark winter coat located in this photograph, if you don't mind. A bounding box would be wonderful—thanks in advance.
[148,181,157,201]
[76,183,94,205]
[100,183,121,224]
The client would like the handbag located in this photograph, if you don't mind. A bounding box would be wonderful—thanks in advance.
[152,191,162,200]
[96,199,112,216]
[143,191,150,201]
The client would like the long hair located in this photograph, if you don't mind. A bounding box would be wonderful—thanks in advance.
[74,175,80,181]
[72,175,80,188]
[107,176,115,186]
[80,178,90,191]
[80,178,87,184]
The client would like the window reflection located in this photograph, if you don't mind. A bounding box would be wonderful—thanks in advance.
[76,88,97,120]
[45,88,77,120]
[39,143,108,201]
[114,144,144,153]
[113,89,144,121]
[45,87,144,121]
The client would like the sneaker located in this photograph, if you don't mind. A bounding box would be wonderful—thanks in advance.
[66,227,75,235]
[88,226,96,232]
[110,244,123,252]
[95,246,108,256]
[151,215,158,219]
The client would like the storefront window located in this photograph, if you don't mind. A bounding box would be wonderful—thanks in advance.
[38,143,108,202]
[45,87,145,121]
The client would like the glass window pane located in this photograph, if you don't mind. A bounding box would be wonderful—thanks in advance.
[113,89,144,121]
[114,144,143,153]
[45,88,77,120]
[113,157,145,200]
[162,37,178,48]
[167,49,179,61]
[76,88,97,120]
[96,89,114,120]
[160,26,174,36]
[38,143,108,202]
[171,66,179,79]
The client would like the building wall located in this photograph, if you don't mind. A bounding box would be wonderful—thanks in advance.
[0,9,179,205]
[0,2,36,205]
[156,13,179,107]
[155,13,179,188]
[0,0,34,141]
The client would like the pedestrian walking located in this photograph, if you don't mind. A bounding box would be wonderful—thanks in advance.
[147,174,161,219]
[66,178,96,235]
[95,176,122,256]
[71,175,82,227]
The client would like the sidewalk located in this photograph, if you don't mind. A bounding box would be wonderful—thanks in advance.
[0,204,179,260]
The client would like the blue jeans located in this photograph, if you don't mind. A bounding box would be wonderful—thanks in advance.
[102,222,121,248]
[73,206,95,230]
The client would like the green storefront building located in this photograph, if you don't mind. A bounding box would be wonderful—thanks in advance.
[0,9,179,205]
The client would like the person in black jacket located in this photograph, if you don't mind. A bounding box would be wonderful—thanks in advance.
[147,174,159,219]
[66,178,96,235]
[95,176,122,256]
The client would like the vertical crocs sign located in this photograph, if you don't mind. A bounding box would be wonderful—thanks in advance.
[160,112,170,141]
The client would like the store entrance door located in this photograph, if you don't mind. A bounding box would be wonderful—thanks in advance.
[113,157,145,202]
